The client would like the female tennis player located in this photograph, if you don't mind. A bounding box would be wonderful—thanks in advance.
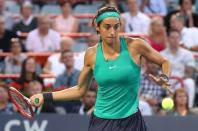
[30,6,171,131]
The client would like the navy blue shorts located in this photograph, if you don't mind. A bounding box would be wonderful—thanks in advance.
[88,110,148,131]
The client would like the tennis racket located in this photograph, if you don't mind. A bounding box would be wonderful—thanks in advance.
[8,87,40,119]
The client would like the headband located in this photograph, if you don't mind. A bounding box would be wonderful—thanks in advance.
[95,11,120,23]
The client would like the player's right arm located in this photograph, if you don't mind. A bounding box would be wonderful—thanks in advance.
[30,47,96,107]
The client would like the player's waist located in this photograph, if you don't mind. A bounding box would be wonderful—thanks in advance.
[94,95,139,119]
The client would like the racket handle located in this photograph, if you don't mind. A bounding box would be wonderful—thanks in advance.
[34,98,40,106]
[166,86,173,95]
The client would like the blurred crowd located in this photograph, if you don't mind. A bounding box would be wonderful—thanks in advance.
[0,0,198,117]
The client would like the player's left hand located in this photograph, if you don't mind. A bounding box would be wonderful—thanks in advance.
[149,74,172,94]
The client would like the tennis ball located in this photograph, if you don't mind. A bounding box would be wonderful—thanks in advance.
[161,97,174,110]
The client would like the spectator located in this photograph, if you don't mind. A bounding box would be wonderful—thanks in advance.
[178,0,198,28]
[53,1,79,33]
[165,0,180,12]
[0,0,15,30]
[75,34,99,71]
[169,88,193,116]
[26,15,61,52]
[0,82,14,114]
[161,29,196,108]
[0,16,17,52]
[139,100,152,116]
[122,0,150,33]
[53,49,81,114]
[10,57,43,90]
[147,16,167,52]
[23,80,56,114]
[43,37,75,76]
[13,1,37,35]
[165,0,198,30]
[73,88,96,115]
[139,0,167,15]
[54,49,80,89]
[140,61,168,114]
[4,38,27,74]
[100,0,125,13]
[170,13,198,51]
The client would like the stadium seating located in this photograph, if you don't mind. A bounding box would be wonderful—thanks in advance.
[41,4,62,14]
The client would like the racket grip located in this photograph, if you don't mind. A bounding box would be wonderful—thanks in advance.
[34,98,40,106]
[167,86,173,95]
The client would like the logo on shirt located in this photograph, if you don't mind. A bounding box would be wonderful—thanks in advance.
[108,65,117,70]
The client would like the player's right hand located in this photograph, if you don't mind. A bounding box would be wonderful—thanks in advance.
[30,94,44,107]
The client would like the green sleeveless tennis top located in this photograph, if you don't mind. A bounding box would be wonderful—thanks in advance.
[93,37,141,119]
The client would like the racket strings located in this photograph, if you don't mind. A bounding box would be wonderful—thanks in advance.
[10,92,31,114]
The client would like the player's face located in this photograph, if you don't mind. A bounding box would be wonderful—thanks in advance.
[97,17,121,44]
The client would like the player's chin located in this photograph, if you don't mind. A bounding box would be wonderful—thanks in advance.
[106,38,116,44]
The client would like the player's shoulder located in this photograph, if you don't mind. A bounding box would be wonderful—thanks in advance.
[84,45,98,65]
[85,45,97,57]
[125,36,148,46]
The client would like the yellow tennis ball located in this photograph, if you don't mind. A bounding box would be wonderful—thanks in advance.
[162,97,174,110]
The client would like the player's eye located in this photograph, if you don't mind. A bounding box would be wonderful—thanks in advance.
[114,24,120,30]
[104,25,111,30]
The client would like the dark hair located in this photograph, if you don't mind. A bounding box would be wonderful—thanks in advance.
[88,87,97,93]
[179,0,195,6]
[92,6,120,27]
[59,0,71,7]
[18,57,37,84]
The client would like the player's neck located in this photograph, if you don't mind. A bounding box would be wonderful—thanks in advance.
[102,39,120,56]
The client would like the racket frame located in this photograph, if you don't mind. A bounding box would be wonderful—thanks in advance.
[8,87,34,119]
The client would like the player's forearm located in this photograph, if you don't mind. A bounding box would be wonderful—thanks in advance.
[161,58,171,77]
[52,86,84,101]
